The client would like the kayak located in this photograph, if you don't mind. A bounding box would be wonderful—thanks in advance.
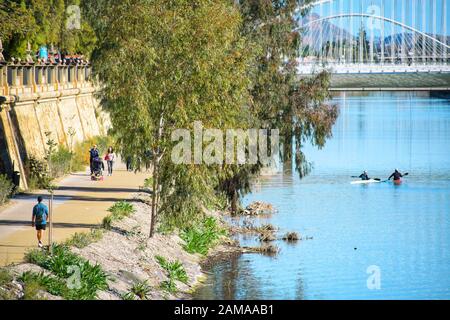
[393,179,402,185]
[350,179,381,185]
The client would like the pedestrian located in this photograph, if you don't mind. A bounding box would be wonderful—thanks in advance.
[89,145,99,175]
[32,196,49,248]
[126,156,133,172]
[105,146,116,176]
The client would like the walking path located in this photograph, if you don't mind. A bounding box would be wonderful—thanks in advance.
[0,162,148,266]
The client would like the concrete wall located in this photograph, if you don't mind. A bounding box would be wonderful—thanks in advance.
[0,62,111,189]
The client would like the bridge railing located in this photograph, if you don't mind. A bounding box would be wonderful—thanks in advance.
[0,62,92,97]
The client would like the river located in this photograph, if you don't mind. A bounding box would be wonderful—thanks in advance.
[194,91,450,300]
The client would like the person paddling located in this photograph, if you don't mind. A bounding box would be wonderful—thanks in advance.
[388,169,408,182]
[32,196,49,248]
[359,171,370,181]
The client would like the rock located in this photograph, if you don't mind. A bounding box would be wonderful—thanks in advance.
[242,201,276,215]
[259,232,276,242]
[282,232,299,242]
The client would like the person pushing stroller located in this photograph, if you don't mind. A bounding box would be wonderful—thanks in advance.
[91,156,105,181]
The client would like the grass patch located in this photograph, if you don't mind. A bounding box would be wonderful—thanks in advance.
[160,279,177,294]
[180,217,226,256]
[130,280,151,300]
[102,201,136,230]
[120,291,136,300]
[155,255,188,284]
[0,269,13,286]
[21,275,46,300]
[65,229,104,248]
[24,244,108,300]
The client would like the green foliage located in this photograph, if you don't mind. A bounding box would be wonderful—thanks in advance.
[26,156,52,190]
[160,279,177,294]
[102,201,135,230]
[19,271,67,299]
[24,245,108,300]
[101,215,114,230]
[71,135,114,170]
[0,0,97,60]
[155,255,188,284]
[0,175,14,206]
[87,0,251,236]
[108,201,135,217]
[49,146,73,178]
[21,277,46,300]
[143,177,153,188]
[180,217,226,256]
[65,229,104,249]
[0,269,12,286]
[120,291,136,300]
[130,280,151,300]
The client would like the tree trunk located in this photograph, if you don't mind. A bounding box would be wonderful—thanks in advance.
[149,158,159,238]
[231,188,238,216]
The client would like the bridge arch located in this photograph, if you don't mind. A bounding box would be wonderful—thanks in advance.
[298,0,449,65]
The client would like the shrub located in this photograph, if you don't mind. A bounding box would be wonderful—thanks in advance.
[0,268,12,286]
[0,175,14,205]
[120,291,136,300]
[180,217,226,255]
[160,279,177,294]
[102,201,135,230]
[130,280,151,300]
[24,245,108,300]
[155,255,188,284]
[65,229,104,249]
[143,177,153,188]
[49,146,72,178]
[22,278,46,300]
[26,156,52,190]
[108,201,135,218]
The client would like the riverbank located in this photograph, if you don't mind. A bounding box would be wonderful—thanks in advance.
[0,190,243,300]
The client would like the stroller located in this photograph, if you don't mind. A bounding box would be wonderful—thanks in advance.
[91,157,105,181]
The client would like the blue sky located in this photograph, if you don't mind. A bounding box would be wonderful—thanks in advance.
[305,0,449,37]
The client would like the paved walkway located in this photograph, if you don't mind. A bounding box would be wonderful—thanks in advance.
[0,162,149,266]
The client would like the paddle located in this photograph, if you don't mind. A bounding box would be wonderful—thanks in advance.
[384,172,409,182]
[351,176,381,181]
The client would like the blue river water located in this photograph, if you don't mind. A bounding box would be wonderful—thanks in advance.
[194,92,450,300]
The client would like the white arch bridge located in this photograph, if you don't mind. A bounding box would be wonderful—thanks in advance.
[298,0,450,90]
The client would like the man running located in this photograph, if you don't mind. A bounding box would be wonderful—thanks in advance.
[32,196,49,248]
[388,169,404,182]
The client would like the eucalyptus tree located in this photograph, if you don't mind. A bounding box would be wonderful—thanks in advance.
[88,0,252,235]
[219,0,339,211]
[0,0,96,59]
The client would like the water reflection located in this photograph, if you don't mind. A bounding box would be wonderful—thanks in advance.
[194,92,450,300]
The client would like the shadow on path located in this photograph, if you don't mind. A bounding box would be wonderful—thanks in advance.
[56,186,140,193]
[0,220,99,229]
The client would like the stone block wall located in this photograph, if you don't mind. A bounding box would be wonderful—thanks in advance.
[0,62,110,189]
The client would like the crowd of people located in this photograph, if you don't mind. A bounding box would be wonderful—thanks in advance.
[35,44,87,64]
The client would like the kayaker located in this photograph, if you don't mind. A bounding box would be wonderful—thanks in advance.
[388,169,403,181]
[359,171,370,181]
